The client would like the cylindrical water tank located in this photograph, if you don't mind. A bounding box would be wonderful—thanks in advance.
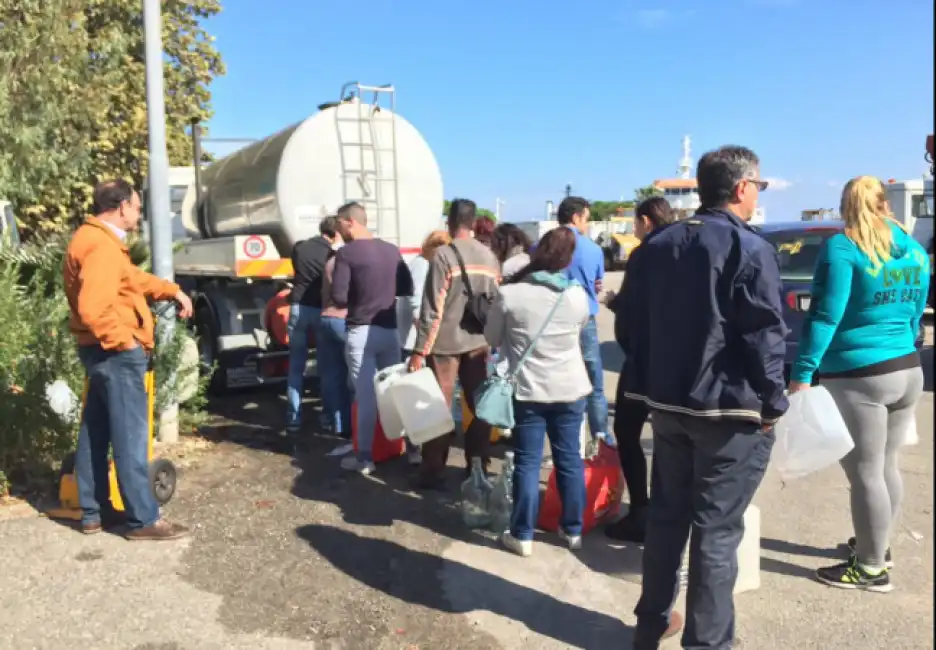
[180,99,444,255]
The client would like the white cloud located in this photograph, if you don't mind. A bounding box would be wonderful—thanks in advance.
[764,177,793,191]
[636,9,670,28]
[826,180,841,189]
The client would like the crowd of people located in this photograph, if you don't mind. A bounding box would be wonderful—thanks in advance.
[63,143,929,650]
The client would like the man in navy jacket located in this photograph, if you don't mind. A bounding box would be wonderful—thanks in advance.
[620,145,788,649]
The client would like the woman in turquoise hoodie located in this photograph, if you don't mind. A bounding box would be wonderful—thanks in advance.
[790,176,930,593]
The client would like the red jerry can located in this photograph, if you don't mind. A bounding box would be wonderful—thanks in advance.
[538,441,626,535]
[351,402,405,463]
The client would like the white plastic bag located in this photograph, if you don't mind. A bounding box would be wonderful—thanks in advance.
[900,415,919,447]
[45,379,79,424]
[772,386,854,482]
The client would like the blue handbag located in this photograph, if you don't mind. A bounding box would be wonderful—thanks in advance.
[473,288,568,429]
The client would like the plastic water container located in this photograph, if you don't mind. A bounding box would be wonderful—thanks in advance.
[678,505,761,594]
[773,386,854,482]
[388,367,455,445]
[373,364,408,441]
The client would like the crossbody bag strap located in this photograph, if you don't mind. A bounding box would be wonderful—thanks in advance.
[511,288,567,377]
[448,243,475,300]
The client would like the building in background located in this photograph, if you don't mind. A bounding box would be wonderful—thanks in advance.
[801,208,838,221]
[652,136,765,224]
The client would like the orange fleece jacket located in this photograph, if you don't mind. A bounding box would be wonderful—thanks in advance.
[64,217,180,351]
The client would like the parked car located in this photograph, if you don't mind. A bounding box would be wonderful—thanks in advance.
[756,221,925,381]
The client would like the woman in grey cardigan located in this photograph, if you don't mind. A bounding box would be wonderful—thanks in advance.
[483,227,591,557]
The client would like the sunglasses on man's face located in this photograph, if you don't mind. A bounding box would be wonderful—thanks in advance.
[746,179,769,192]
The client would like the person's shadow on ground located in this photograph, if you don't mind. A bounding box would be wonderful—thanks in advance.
[296,523,634,649]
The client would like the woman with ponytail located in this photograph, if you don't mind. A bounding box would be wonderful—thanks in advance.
[790,176,930,593]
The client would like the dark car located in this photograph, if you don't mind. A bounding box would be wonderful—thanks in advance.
[756,221,925,380]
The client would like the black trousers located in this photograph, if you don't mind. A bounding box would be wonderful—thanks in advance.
[613,379,650,509]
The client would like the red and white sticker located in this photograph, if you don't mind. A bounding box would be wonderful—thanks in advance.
[242,235,267,259]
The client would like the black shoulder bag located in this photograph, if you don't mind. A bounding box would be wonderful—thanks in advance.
[449,243,493,334]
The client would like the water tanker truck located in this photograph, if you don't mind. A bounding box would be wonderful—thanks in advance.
[173,82,444,392]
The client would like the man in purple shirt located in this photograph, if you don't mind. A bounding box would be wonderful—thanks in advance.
[331,202,414,474]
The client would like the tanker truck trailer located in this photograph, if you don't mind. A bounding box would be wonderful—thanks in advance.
[173,82,444,392]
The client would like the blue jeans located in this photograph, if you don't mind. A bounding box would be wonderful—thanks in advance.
[316,315,353,436]
[75,345,159,530]
[286,304,321,428]
[510,398,587,541]
[346,324,401,462]
[579,316,609,436]
[633,411,774,650]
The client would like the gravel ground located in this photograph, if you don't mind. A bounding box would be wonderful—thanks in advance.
[1,275,932,649]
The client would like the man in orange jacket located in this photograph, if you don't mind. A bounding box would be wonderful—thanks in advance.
[64,179,194,540]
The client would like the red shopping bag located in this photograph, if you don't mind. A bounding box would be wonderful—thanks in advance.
[351,402,405,463]
[538,441,626,535]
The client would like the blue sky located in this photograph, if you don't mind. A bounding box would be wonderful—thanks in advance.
[205,0,934,222]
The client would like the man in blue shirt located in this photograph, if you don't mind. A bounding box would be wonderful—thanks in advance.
[557,196,609,442]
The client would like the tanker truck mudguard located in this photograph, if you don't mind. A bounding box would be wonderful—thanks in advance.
[174,82,445,393]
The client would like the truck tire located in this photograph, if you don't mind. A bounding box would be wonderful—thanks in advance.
[194,304,226,395]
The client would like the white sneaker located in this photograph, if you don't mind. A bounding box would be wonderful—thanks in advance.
[500,531,533,557]
[340,456,376,475]
[559,529,582,550]
[407,450,422,466]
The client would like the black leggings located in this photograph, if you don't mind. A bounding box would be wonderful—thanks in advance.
[614,387,650,509]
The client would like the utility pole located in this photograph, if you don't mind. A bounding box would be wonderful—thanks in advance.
[565,184,572,198]
[144,0,178,444]
[495,197,505,221]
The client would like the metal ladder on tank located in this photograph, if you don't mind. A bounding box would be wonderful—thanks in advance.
[333,82,401,246]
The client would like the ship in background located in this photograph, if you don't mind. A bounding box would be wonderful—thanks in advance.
[652,135,766,225]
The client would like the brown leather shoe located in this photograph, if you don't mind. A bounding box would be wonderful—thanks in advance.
[124,519,189,541]
[81,522,102,535]
[662,611,684,640]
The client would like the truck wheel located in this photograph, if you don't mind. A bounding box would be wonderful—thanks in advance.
[195,304,226,395]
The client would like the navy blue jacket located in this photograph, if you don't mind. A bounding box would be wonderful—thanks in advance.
[617,208,789,426]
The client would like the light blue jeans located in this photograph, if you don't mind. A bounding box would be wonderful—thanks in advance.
[286,304,321,428]
[347,324,401,462]
[316,315,353,436]
[580,316,609,436]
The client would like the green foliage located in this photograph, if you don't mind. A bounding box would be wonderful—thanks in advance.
[0,249,84,491]
[635,185,664,202]
[0,0,225,240]
[590,201,635,221]
[443,200,496,221]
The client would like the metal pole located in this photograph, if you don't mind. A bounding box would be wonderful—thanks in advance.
[144,0,179,443]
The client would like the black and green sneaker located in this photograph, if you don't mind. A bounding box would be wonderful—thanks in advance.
[847,536,894,568]
[816,556,893,593]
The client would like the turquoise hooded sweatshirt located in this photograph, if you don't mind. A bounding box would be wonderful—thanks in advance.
[791,222,931,383]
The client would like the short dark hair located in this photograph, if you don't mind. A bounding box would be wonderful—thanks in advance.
[636,196,676,229]
[696,146,760,209]
[92,179,135,216]
[490,223,532,263]
[336,202,365,222]
[508,226,576,283]
[319,216,340,238]
[556,196,589,225]
[447,198,477,232]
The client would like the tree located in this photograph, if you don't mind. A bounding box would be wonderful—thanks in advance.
[0,0,225,239]
[443,199,496,221]
[589,200,635,221]
[634,184,664,203]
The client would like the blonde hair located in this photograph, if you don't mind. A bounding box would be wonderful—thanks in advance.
[420,229,451,260]
[840,175,905,268]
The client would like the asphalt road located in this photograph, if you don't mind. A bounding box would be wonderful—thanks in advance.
[1,271,932,649]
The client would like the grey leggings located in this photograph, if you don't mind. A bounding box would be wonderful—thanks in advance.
[824,367,924,569]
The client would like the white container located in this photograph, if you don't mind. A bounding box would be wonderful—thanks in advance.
[374,364,408,441]
[388,367,455,445]
[678,505,761,595]
[772,386,854,482]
